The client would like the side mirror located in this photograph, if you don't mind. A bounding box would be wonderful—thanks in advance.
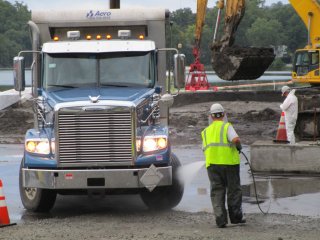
[13,56,25,92]
[173,54,185,89]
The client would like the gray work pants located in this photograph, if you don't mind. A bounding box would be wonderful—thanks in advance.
[207,164,243,227]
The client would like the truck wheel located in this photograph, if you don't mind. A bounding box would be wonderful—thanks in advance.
[140,153,184,210]
[19,160,57,212]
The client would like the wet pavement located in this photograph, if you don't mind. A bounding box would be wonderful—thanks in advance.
[1,144,320,224]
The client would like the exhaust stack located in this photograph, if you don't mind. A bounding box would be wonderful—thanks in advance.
[110,0,120,9]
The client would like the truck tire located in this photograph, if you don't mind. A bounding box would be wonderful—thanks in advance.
[140,153,184,210]
[19,160,57,212]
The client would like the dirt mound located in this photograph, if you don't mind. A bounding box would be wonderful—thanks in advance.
[0,100,33,142]
[243,108,280,121]
[169,102,281,145]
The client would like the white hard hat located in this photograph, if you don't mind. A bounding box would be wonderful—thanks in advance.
[281,86,290,96]
[210,103,224,114]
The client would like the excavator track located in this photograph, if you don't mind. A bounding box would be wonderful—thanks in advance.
[212,46,275,80]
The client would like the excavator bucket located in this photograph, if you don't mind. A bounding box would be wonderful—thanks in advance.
[210,0,275,81]
[212,46,275,80]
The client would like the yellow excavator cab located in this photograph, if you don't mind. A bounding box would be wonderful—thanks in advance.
[292,49,320,85]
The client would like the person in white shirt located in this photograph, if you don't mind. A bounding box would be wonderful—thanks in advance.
[280,86,298,144]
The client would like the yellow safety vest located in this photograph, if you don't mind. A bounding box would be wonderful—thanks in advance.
[201,121,240,168]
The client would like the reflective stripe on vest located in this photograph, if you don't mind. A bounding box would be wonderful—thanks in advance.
[202,122,233,151]
[201,121,240,167]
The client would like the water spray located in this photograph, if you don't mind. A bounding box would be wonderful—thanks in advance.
[177,151,272,215]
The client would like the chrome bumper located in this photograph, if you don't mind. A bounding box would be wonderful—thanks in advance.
[22,165,172,190]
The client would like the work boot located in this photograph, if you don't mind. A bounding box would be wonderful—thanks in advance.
[215,214,228,229]
[217,223,226,228]
[228,207,245,224]
[230,217,246,224]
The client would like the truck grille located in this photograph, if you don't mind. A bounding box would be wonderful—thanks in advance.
[57,108,133,166]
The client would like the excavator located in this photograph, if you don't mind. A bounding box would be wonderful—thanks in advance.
[186,0,276,90]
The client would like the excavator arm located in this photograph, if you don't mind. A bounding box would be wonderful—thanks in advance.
[289,0,320,49]
[194,0,208,50]
[194,0,246,52]
[213,0,245,50]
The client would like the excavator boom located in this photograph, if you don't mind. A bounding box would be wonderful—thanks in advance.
[211,0,275,80]
[195,0,208,49]
[289,0,320,49]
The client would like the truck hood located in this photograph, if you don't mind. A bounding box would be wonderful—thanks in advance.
[45,87,153,106]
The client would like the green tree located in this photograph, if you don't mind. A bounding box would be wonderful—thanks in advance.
[170,8,195,28]
[0,1,31,68]
[246,18,285,47]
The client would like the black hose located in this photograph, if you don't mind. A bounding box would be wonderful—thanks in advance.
[241,151,270,215]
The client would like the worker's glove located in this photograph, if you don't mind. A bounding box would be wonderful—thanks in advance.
[236,143,242,154]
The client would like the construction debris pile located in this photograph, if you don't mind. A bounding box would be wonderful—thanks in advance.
[169,101,281,145]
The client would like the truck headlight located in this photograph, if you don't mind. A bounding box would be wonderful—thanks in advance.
[25,139,55,155]
[142,136,168,152]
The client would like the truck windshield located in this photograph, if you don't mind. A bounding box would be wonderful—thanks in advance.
[42,52,156,89]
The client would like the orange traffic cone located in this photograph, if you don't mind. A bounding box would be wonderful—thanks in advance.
[0,180,16,228]
[273,112,289,143]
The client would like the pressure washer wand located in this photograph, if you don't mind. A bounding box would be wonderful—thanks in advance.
[240,151,270,215]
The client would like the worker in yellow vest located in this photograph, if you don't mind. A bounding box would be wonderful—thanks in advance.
[201,103,245,228]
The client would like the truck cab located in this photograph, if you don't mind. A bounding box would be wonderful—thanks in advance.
[14,9,185,212]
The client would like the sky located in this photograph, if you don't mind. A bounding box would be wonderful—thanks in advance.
[9,0,289,12]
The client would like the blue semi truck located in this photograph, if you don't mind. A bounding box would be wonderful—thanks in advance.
[13,8,186,212]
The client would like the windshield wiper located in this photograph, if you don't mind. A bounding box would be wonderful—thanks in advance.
[101,83,128,87]
[47,84,76,88]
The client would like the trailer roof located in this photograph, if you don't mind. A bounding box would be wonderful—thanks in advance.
[32,9,167,24]
[42,40,156,53]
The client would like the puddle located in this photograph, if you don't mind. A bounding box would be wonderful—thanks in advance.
[243,175,320,199]
[242,175,320,217]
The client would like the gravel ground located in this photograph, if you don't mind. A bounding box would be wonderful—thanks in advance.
[2,99,320,239]
[1,211,320,240]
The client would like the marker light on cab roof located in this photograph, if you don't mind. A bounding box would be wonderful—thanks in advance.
[96,34,102,40]
[106,34,112,40]
[139,34,145,40]
[53,36,59,41]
